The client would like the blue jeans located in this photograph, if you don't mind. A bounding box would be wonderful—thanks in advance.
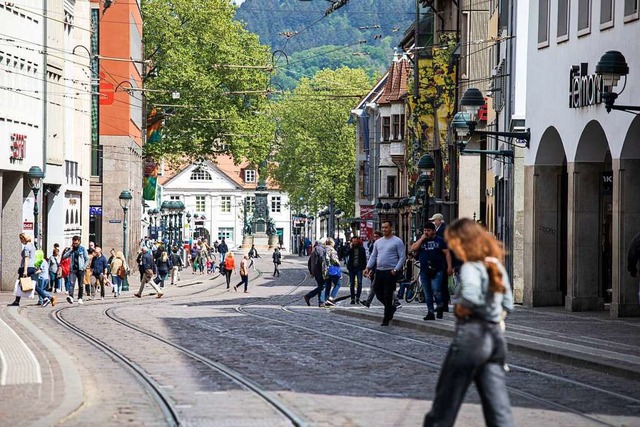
[326,275,342,300]
[112,275,122,295]
[36,278,51,303]
[421,270,443,313]
[349,268,363,300]
[424,320,514,427]
[397,281,412,299]
[305,273,327,305]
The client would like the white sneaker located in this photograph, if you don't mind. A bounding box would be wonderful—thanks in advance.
[77,298,83,305]
[66,296,74,304]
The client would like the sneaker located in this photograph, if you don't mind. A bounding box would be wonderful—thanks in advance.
[156,293,163,298]
[100,297,104,300]
[42,298,51,307]
[325,300,335,307]
[318,303,326,308]
[244,291,249,293]
[233,286,237,292]
[436,308,443,319]
[66,296,74,304]
[51,296,57,307]
[77,299,83,305]
[350,299,356,305]
[133,293,141,298]
[360,300,370,308]
[424,312,435,321]
[303,295,311,306]
[8,301,19,306]
[395,302,403,309]
[381,321,390,326]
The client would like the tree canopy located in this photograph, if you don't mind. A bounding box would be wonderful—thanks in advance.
[270,67,374,216]
[142,0,274,166]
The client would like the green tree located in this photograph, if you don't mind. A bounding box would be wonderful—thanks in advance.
[270,67,373,215]
[142,0,274,166]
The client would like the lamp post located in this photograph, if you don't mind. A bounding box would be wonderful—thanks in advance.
[595,50,639,114]
[417,154,435,228]
[119,190,133,291]
[27,166,45,248]
[175,201,185,248]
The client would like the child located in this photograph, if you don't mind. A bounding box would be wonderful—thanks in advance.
[206,259,215,274]
[35,251,55,307]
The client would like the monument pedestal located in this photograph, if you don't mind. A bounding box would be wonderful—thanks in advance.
[252,233,270,251]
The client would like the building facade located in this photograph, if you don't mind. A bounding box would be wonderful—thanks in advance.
[525,0,640,317]
[159,158,291,252]
[0,1,92,290]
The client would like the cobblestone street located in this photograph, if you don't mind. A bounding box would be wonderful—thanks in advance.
[1,256,640,426]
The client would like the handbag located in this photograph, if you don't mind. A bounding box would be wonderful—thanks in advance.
[117,265,126,279]
[328,264,342,277]
[20,276,34,292]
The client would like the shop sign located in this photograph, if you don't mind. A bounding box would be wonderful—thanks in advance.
[569,63,603,109]
[11,134,26,160]
[23,221,33,230]
[602,171,613,196]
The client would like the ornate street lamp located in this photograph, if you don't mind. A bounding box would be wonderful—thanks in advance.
[27,166,45,248]
[595,50,638,114]
[460,88,530,148]
[451,110,515,159]
[417,153,435,228]
[119,190,133,291]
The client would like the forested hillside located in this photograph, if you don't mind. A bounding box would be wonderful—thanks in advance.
[234,0,414,89]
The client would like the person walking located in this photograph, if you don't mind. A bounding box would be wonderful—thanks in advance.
[303,240,327,307]
[110,251,127,298]
[430,213,451,308]
[272,247,282,277]
[248,244,260,259]
[48,247,61,293]
[9,233,38,306]
[134,246,164,298]
[170,247,183,285]
[218,238,229,263]
[346,237,366,304]
[363,222,406,326]
[361,230,383,308]
[223,252,236,289]
[234,254,250,293]
[154,251,172,289]
[410,222,453,320]
[424,218,514,427]
[34,250,55,306]
[91,247,109,300]
[323,238,342,306]
[62,236,89,305]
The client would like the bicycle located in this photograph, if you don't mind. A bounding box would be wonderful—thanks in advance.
[402,260,424,304]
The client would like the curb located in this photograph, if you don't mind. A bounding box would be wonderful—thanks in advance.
[333,307,640,381]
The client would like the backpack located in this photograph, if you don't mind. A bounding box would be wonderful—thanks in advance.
[60,257,71,278]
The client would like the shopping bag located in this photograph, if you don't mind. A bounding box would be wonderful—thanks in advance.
[20,277,34,292]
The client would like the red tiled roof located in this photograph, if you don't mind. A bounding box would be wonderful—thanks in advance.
[378,55,411,105]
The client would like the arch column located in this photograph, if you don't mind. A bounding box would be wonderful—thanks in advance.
[524,164,565,306]
[611,158,640,317]
[565,162,605,311]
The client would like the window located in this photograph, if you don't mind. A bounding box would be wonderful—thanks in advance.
[625,0,639,22]
[190,169,212,181]
[244,169,256,183]
[220,196,231,213]
[557,0,570,41]
[387,176,396,198]
[600,0,614,29]
[391,114,405,140]
[245,196,255,213]
[271,196,282,213]
[218,227,233,241]
[382,116,390,142]
[195,196,206,212]
[537,0,550,47]
[170,195,181,201]
[578,0,591,36]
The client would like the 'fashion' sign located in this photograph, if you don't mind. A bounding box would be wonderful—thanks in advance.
[569,63,603,109]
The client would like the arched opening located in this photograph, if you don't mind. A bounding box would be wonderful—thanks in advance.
[525,126,567,307]
[566,120,611,311]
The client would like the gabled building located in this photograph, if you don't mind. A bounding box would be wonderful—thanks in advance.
[158,157,291,251]
[352,52,412,243]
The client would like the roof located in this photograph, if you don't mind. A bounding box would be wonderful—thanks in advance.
[158,155,280,190]
[377,53,411,105]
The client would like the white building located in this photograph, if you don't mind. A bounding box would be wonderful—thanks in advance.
[159,157,291,251]
[524,0,640,317]
[0,1,91,290]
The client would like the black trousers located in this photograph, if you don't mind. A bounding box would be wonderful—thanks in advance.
[373,270,397,323]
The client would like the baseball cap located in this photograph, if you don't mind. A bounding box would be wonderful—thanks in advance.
[429,213,444,221]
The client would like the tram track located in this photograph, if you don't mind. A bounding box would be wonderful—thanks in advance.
[233,287,636,427]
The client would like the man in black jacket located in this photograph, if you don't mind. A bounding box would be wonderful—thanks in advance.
[134,247,163,298]
[303,241,327,307]
[346,237,367,304]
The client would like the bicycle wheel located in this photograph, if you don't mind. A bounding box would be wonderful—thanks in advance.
[405,284,417,303]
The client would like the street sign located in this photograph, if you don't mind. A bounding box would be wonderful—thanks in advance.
[109,219,122,224]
